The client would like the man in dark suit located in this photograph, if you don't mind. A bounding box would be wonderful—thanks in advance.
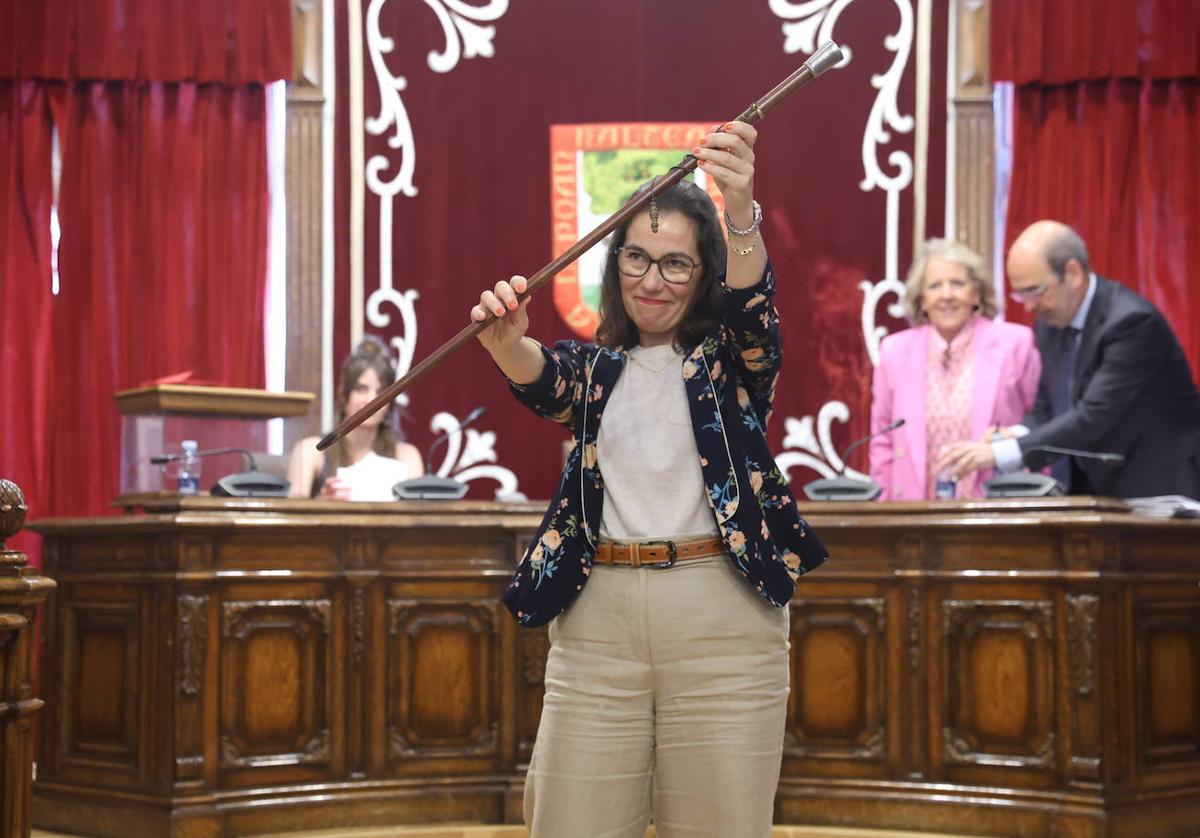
[938,220,1200,498]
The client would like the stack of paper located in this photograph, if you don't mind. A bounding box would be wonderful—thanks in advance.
[1126,495,1200,518]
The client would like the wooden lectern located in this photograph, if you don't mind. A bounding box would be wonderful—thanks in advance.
[28,496,1200,837]
[0,480,56,838]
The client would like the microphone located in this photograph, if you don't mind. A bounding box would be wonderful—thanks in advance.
[836,418,905,476]
[803,419,905,501]
[424,406,487,474]
[1023,445,1124,465]
[151,446,258,469]
[983,444,1124,498]
[393,406,488,500]
[150,447,289,498]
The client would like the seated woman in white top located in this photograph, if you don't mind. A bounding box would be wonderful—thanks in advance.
[288,338,423,500]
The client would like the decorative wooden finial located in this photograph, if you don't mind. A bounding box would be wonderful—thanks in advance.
[0,478,27,549]
[0,478,29,575]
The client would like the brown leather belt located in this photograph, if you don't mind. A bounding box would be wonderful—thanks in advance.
[592,536,726,569]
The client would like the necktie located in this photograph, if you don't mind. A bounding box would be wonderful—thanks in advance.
[1049,327,1081,489]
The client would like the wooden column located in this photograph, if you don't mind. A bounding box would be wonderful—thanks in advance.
[286,0,329,449]
[951,0,994,268]
[0,480,55,838]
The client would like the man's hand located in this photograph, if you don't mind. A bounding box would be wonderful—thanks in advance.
[935,441,997,478]
[982,424,1015,443]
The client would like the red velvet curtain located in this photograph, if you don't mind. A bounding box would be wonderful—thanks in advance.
[0,80,54,558]
[45,82,271,518]
[0,0,290,84]
[992,0,1200,377]
[0,0,288,548]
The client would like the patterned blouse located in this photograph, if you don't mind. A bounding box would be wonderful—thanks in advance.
[501,264,829,627]
[925,318,979,498]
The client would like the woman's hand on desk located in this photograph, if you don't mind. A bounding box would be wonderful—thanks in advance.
[318,476,352,500]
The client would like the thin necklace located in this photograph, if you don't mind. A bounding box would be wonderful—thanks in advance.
[628,345,678,373]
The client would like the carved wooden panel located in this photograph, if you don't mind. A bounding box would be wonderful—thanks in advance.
[1134,600,1200,770]
[61,597,142,771]
[940,599,1056,771]
[219,598,333,770]
[175,592,209,782]
[283,0,327,451]
[906,585,926,779]
[385,598,501,763]
[284,98,326,448]
[177,594,208,698]
[952,101,994,271]
[954,0,989,94]
[516,626,550,762]
[1066,592,1101,776]
[786,597,887,762]
[291,0,322,90]
[950,0,993,280]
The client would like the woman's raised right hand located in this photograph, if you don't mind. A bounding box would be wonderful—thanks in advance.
[471,275,531,355]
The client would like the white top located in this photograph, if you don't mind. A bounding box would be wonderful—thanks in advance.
[336,451,416,502]
[597,344,720,542]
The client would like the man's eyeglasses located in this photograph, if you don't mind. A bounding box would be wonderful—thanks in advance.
[615,247,699,285]
[1009,282,1050,303]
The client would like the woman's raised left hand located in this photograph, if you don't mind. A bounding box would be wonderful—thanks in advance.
[693,120,757,219]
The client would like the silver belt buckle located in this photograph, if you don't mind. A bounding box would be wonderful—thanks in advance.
[645,540,677,569]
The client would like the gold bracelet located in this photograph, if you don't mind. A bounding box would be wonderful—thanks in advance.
[730,234,758,257]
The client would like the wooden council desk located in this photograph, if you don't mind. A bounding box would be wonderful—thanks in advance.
[29,496,1200,837]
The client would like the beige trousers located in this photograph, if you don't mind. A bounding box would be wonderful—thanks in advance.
[524,555,791,838]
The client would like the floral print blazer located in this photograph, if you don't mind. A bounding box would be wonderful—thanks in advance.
[502,264,829,627]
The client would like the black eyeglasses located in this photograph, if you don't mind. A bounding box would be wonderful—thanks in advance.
[615,246,699,285]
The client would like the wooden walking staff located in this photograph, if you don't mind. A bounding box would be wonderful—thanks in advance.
[318,41,845,452]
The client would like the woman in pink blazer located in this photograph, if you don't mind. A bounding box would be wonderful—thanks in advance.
[870,239,1041,500]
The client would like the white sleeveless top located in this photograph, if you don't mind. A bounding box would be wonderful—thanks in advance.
[336,451,416,502]
[597,344,719,542]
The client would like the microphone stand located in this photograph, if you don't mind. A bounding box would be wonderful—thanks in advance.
[982,445,1125,498]
[801,419,904,502]
[393,408,487,500]
[150,447,290,498]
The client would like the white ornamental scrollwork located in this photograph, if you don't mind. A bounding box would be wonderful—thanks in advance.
[767,0,856,65]
[770,0,914,484]
[363,0,508,397]
[769,0,913,363]
[423,0,509,73]
[774,401,868,482]
[859,276,907,366]
[429,411,520,498]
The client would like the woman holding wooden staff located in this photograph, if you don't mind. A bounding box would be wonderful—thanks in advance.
[470,120,829,837]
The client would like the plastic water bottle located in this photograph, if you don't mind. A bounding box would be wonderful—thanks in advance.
[178,440,201,495]
[935,470,956,499]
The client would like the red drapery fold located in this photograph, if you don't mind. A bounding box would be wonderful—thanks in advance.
[45,82,270,517]
[1004,79,1200,372]
[0,0,286,523]
[994,2,1200,382]
[992,0,1200,85]
[0,0,292,84]
[0,80,53,559]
